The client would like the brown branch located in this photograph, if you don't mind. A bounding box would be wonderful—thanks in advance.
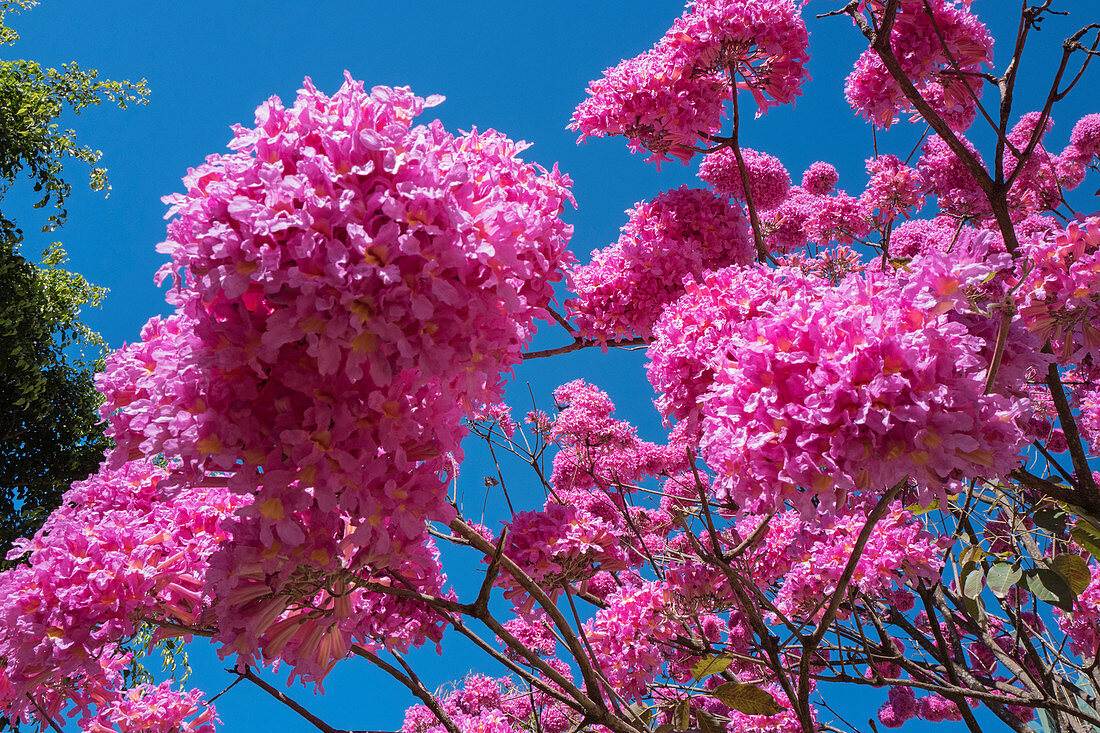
[236,667,339,733]
[350,648,462,733]
[1045,362,1100,512]
[795,479,906,724]
[725,64,769,262]
[523,336,647,361]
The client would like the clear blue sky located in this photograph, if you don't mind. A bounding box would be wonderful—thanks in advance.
[5,1,1099,731]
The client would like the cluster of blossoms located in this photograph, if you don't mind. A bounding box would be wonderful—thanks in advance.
[570,0,808,163]
[496,381,683,607]
[6,0,1100,730]
[698,147,791,210]
[844,0,993,129]
[0,459,238,728]
[735,499,949,620]
[647,231,1045,515]
[860,154,925,225]
[85,683,217,733]
[401,674,579,733]
[585,582,678,700]
[0,71,583,727]
[567,187,751,341]
[93,75,576,680]
[1019,217,1100,362]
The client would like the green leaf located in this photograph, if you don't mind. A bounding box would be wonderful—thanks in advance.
[962,564,985,599]
[1071,527,1100,564]
[691,655,733,681]
[673,698,690,731]
[959,545,987,567]
[907,498,939,515]
[1052,554,1091,596]
[1025,568,1075,611]
[1033,507,1068,536]
[712,682,784,716]
[695,710,722,733]
[986,562,1022,599]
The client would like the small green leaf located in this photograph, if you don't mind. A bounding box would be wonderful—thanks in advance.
[1025,568,1075,611]
[691,655,733,681]
[959,545,987,567]
[695,709,722,733]
[713,682,784,716]
[1071,527,1100,564]
[1033,507,1068,536]
[986,562,1022,598]
[907,498,939,515]
[1052,554,1091,596]
[654,724,674,733]
[962,564,985,599]
[673,698,690,731]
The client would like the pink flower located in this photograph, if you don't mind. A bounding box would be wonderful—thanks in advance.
[698,147,791,210]
[567,187,751,341]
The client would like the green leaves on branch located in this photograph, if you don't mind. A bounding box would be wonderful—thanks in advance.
[0,241,108,556]
[0,0,148,242]
[1052,554,1090,596]
[1025,568,1076,611]
[957,538,1090,612]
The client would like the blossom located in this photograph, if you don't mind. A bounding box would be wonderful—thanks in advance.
[1017,218,1100,362]
[567,187,751,341]
[844,0,992,130]
[860,154,925,225]
[570,0,809,163]
[801,162,839,195]
[85,683,217,733]
[698,147,791,210]
[1069,113,1100,160]
[648,244,1042,515]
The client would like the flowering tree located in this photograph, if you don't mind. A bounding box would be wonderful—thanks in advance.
[3,1,1100,732]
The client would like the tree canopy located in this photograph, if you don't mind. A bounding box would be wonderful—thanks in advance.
[0,0,145,554]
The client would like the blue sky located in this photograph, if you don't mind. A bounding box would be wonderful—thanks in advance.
[5,1,1099,731]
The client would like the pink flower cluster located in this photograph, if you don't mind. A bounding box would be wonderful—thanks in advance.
[801,162,839,195]
[0,459,242,728]
[745,500,949,620]
[548,380,689,491]
[844,0,993,130]
[401,674,553,733]
[888,217,962,258]
[917,133,989,221]
[569,50,728,164]
[860,154,925,225]
[1055,548,1100,658]
[698,147,791,210]
[570,0,808,163]
[1018,217,1100,362]
[85,75,577,681]
[1004,113,1065,219]
[585,582,677,700]
[648,242,1042,514]
[85,683,217,733]
[1064,361,1100,457]
[567,187,751,341]
[763,181,873,253]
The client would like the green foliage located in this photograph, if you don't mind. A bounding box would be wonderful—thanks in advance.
[0,0,145,555]
[0,0,147,242]
[0,240,109,556]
